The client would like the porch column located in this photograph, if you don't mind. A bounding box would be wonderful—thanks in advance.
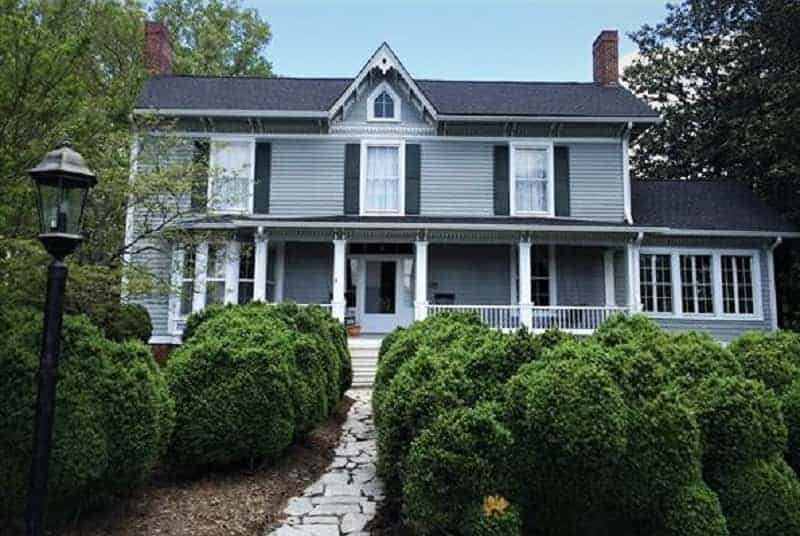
[414,240,429,321]
[518,240,533,329]
[224,240,240,305]
[253,232,269,301]
[604,250,616,307]
[332,238,347,322]
[626,239,641,313]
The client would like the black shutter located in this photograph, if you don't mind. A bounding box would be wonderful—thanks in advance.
[405,144,421,215]
[554,146,571,217]
[344,144,360,215]
[253,142,271,214]
[191,139,210,211]
[493,145,510,216]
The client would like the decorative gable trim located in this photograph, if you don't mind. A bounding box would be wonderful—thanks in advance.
[328,43,438,122]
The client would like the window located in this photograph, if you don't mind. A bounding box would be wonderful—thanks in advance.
[364,144,402,213]
[205,243,227,305]
[532,246,551,306]
[179,247,195,316]
[238,242,255,304]
[513,146,551,214]
[680,255,714,314]
[722,255,755,315]
[209,140,252,213]
[640,254,673,313]
[373,91,395,119]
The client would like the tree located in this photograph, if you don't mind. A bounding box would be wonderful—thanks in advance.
[625,0,800,328]
[150,0,273,76]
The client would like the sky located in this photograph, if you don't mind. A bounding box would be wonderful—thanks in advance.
[243,0,669,82]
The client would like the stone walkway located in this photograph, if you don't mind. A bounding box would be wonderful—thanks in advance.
[268,389,383,536]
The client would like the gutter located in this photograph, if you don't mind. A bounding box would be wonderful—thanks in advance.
[132,108,329,119]
[436,114,662,124]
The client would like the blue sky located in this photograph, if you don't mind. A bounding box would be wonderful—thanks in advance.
[244,0,669,81]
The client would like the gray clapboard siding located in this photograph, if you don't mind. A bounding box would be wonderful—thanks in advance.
[428,244,511,304]
[283,242,333,303]
[555,246,607,305]
[567,143,625,221]
[269,140,346,216]
[420,141,495,216]
[341,77,427,126]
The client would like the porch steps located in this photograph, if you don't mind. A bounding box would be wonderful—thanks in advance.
[348,336,383,388]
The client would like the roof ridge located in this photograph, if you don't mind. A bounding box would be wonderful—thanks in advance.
[150,74,353,81]
[418,78,600,86]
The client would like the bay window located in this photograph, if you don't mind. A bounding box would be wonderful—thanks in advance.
[205,243,227,305]
[363,142,403,214]
[680,255,714,314]
[722,255,755,314]
[512,145,552,215]
[209,140,252,213]
[640,254,673,313]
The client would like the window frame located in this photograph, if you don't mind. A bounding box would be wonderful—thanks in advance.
[509,142,555,217]
[639,247,763,321]
[207,136,255,215]
[204,242,228,306]
[237,240,256,305]
[679,254,715,316]
[721,254,756,316]
[366,81,401,122]
[359,139,406,216]
[639,253,674,315]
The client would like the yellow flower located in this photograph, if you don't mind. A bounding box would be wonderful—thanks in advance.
[482,495,510,517]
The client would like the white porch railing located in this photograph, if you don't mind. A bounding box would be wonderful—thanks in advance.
[426,304,628,334]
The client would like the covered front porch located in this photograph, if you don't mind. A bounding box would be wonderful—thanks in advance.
[171,224,641,336]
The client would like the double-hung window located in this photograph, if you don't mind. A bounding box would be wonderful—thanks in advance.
[680,254,714,314]
[178,247,196,317]
[363,142,403,214]
[205,243,227,305]
[512,145,552,215]
[722,255,755,314]
[238,241,255,304]
[209,140,252,213]
[640,254,673,313]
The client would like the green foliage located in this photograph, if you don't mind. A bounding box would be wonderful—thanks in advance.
[181,302,232,342]
[93,302,153,343]
[403,403,515,534]
[657,481,728,536]
[462,502,523,536]
[783,378,800,472]
[592,313,665,348]
[0,308,173,523]
[165,303,349,470]
[729,330,800,395]
[712,458,800,536]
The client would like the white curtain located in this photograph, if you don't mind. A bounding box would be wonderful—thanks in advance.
[515,148,548,212]
[366,146,400,211]
[210,141,251,212]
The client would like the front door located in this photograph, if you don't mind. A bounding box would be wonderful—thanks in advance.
[359,257,414,333]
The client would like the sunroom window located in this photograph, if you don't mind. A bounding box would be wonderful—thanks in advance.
[722,255,755,314]
[365,145,401,213]
[680,254,714,314]
[640,254,673,313]
[209,140,251,213]
[205,243,227,305]
[514,147,550,214]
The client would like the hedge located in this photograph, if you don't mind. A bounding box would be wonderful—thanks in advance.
[166,302,350,470]
[0,307,174,524]
[374,313,800,535]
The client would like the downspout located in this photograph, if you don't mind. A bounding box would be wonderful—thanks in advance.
[768,236,783,330]
[622,121,634,224]
[627,231,644,313]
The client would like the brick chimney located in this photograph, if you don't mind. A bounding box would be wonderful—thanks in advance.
[144,21,174,76]
[593,30,619,86]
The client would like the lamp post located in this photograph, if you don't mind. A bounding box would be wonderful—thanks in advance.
[25,141,96,536]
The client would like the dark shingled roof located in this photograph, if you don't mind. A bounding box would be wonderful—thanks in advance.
[136,75,658,118]
[632,180,797,233]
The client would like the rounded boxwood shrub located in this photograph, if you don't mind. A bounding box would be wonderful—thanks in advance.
[0,308,173,524]
[691,376,787,472]
[592,313,666,348]
[403,402,515,534]
[729,330,800,395]
[101,302,153,343]
[462,500,523,536]
[656,481,727,536]
[784,378,800,472]
[659,332,743,391]
[712,457,800,536]
[180,302,232,342]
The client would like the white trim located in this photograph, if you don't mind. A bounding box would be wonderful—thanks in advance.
[253,233,269,301]
[767,238,782,330]
[332,238,347,321]
[168,244,184,335]
[604,250,615,306]
[133,108,329,118]
[359,139,406,216]
[509,141,556,217]
[274,241,286,302]
[366,81,402,122]
[639,246,764,321]
[121,135,139,298]
[518,240,533,328]
[207,138,255,215]
[223,240,240,304]
[414,240,429,320]
[622,125,633,223]
[437,114,662,124]
[193,241,209,312]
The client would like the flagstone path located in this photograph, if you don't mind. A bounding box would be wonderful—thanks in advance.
[268,389,384,536]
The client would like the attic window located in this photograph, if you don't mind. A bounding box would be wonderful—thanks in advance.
[367,81,401,122]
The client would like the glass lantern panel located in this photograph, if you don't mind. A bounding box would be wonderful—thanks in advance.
[37,181,86,235]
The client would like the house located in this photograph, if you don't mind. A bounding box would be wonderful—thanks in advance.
[129,23,798,351]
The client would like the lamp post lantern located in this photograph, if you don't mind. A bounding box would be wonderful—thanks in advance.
[25,141,96,536]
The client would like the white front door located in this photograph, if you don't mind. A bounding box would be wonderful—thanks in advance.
[358,257,414,333]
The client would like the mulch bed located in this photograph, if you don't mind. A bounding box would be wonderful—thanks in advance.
[56,396,354,536]
[366,497,409,535]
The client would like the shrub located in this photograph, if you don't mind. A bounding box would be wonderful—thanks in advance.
[784,378,800,472]
[690,376,787,472]
[100,303,153,343]
[659,332,743,391]
[462,499,523,536]
[711,457,800,536]
[592,313,665,348]
[403,402,515,534]
[729,330,800,395]
[657,481,727,536]
[181,302,232,342]
[0,309,173,523]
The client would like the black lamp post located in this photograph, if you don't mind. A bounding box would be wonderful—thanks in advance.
[25,141,96,536]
